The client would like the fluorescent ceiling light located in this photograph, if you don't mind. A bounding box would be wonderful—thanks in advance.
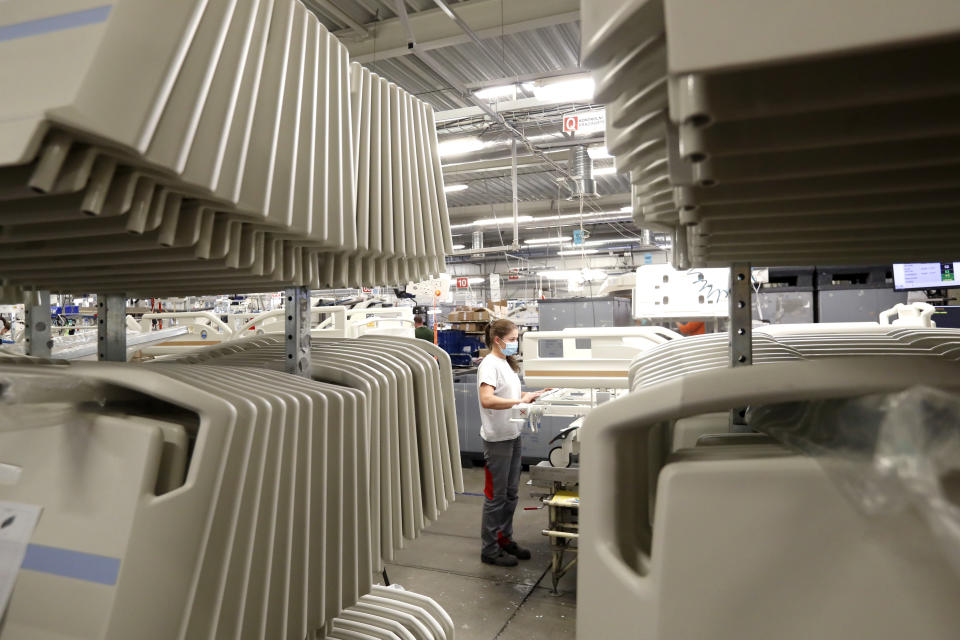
[451,244,465,250]
[529,211,631,224]
[444,183,469,193]
[524,236,571,245]
[560,238,636,249]
[474,84,517,100]
[467,277,485,285]
[530,77,595,102]
[473,215,534,227]
[593,166,620,176]
[587,146,612,159]
[438,136,486,158]
[557,249,599,256]
[454,212,631,232]
[620,205,633,213]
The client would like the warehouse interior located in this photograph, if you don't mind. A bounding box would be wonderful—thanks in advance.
[1,1,960,639]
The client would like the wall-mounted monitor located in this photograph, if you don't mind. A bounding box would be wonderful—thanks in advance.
[892,262,959,291]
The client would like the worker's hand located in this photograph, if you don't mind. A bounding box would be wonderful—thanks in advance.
[521,391,543,404]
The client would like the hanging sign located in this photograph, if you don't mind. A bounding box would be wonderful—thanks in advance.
[573,229,585,245]
[490,274,501,300]
[456,277,469,289]
[563,109,606,135]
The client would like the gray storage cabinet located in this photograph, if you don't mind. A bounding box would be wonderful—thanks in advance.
[817,266,907,323]
[538,296,632,330]
[753,267,815,325]
[537,296,632,355]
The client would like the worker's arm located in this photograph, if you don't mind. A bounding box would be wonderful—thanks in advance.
[479,384,543,409]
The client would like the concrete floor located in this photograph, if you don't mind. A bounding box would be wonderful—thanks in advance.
[381,466,577,640]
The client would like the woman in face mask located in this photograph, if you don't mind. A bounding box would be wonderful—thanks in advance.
[476,319,547,566]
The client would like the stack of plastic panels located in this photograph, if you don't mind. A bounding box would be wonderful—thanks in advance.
[584,0,960,266]
[584,2,678,241]
[0,352,459,639]
[0,1,450,295]
[168,334,464,567]
[628,326,960,390]
[347,63,454,289]
[326,585,454,640]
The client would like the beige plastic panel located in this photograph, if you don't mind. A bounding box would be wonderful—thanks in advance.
[580,357,960,639]
[665,0,960,74]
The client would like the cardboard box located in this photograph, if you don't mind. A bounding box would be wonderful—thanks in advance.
[466,309,492,322]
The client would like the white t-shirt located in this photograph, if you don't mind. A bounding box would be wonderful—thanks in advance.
[477,354,523,442]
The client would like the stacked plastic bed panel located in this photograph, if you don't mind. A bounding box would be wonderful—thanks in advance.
[0,1,451,296]
[584,0,960,266]
[0,336,461,639]
[168,334,465,559]
[579,356,960,639]
[628,325,960,391]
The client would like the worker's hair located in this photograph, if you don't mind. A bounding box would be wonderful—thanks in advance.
[0,316,9,331]
[414,315,425,325]
[484,318,519,372]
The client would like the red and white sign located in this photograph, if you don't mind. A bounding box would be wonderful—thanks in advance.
[563,109,606,135]
[456,277,469,289]
[508,275,520,280]
[361,287,372,293]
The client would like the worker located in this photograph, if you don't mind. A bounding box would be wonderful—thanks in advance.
[414,314,434,341]
[477,318,546,567]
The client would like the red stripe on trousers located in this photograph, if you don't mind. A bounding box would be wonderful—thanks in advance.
[484,465,494,500]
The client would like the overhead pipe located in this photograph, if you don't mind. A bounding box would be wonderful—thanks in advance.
[511,140,520,249]
[306,0,370,39]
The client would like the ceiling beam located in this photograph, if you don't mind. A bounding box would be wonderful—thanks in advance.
[443,150,568,174]
[342,0,580,63]
[464,66,586,91]
[447,194,631,221]
[303,0,371,39]
[434,92,592,123]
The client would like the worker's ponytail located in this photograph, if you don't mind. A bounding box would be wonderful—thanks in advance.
[484,318,519,372]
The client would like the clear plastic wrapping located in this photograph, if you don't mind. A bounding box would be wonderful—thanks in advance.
[750,386,960,575]
[0,370,106,435]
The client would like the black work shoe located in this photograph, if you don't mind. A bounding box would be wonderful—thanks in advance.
[481,551,519,567]
[501,541,532,560]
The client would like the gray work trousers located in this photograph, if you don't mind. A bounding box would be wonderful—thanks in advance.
[481,436,522,558]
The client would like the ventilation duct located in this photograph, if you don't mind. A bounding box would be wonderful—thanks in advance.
[566,145,599,199]
[472,230,484,257]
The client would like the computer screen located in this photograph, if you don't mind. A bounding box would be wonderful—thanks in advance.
[892,262,960,291]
